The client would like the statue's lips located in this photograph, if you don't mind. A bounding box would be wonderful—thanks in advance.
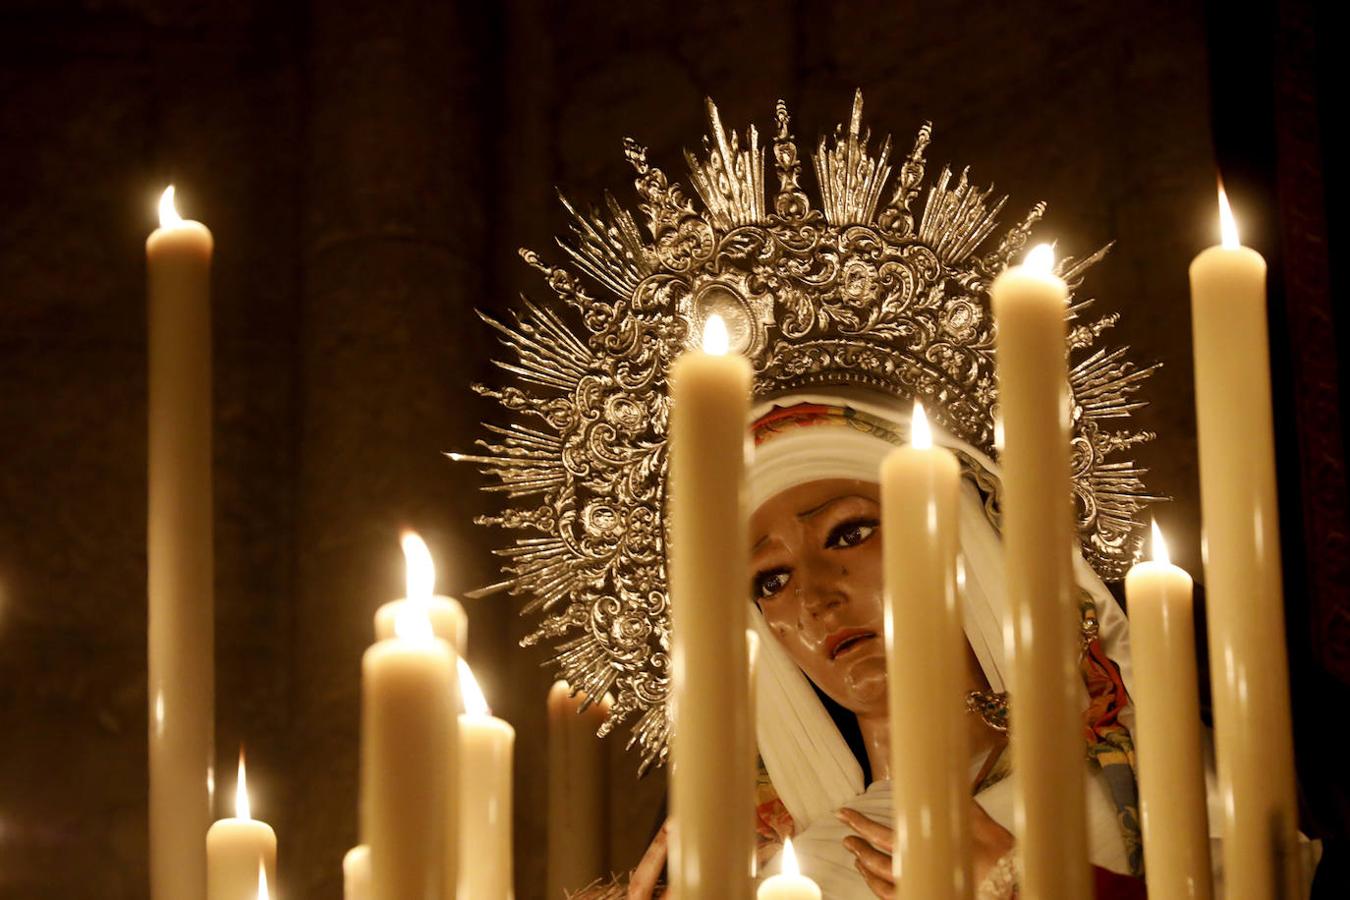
[826,627,877,660]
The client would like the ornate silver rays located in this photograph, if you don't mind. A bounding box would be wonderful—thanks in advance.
[455,91,1160,771]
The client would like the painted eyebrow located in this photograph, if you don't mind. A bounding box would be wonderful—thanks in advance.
[751,494,876,553]
[795,493,874,521]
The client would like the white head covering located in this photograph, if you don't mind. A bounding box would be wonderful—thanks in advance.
[747,391,1137,874]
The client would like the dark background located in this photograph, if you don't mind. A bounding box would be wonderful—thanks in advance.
[0,0,1342,897]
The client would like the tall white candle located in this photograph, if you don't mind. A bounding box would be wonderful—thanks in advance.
[990,244,1090,900]
[668,314,755,899]
[757,838,821,900]
[880,402,969,899]
[458,660,516,899]
[361,534,458,900]
[206,750,277,900]
[1189,187,1299,899]
[146,184,215,900]
[1126,522,1212,900]
[343,846,372,900]
[546,680,611,897]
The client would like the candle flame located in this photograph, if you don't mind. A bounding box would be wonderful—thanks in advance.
[158,185,183,228]
[394,601,435,641]
[235,748,251,820]
[993,416,1005,453]
[1217,182,1240,248]
[257,861,269,900]
[702,313,730,355]
[1024,243,1055,274]
[782,836,801,876]
[911,401,932,449]
[459,658,490,717]
[1151,519,1170,566]
[401,531,436,602]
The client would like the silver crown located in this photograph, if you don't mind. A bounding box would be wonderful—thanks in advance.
[456,91,1160,771]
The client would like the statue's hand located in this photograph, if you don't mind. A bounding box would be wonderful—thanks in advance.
[838,808,894,898]
[839,800,1015,899]
[626,818,669,900]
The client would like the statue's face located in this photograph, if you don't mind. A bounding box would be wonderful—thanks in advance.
[749,478,888,715]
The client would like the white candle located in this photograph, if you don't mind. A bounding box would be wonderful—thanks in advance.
[1126,523,1212,900]
[546,680,611,897]
[373,596,466,655]
[373,535,467,653]
[1189,186,1299,899]
[457,660,516,899]
[757,838,821,900]
[147,184,215,900]
[990,244,1090,900]
[343,846,371,900]
[361,534,458,900]
[880,402,969,899]
[207,750,277,900]
[668,314,755,899]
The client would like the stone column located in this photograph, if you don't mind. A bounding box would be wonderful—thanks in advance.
[291,1,492,893]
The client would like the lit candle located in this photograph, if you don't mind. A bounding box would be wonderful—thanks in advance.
[361,534,458,900]
[373,533,467,654]
[207,750,278,900]
[757,838,821,900]
[1189,186,1299,898]
[457,660,516,899]
[256,862,269,900]
[1126,522,1212,900]
[990,244,1090,900]
[343,846,371,900]
[668,313,755,899]
[146,184,215,900]
[546,680,611,897]
[879,402,969,899]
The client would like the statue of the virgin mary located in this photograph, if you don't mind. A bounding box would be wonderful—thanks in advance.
[457,92,1231,898]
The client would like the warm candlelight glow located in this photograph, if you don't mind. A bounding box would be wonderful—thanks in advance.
[459,658,489,717]
[781,837,801,877]
[256,861,269,900]
[158,185,183,228]
[1217,183,1240,249]
[911,400,932,449]
[1151,519,1171,566]
[993,416,1005,453]
[702,313,730,355]
[1024,242,1055,274]
[235,749,251,820]
[400,531,436,602]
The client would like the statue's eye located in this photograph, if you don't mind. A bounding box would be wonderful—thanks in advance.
[754,569,791,600]
[826,518,879,550]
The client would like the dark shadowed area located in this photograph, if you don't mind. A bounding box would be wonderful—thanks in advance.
[1,0,1344,897]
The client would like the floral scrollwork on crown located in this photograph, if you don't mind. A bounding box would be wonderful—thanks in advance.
[455,90,1161,771]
